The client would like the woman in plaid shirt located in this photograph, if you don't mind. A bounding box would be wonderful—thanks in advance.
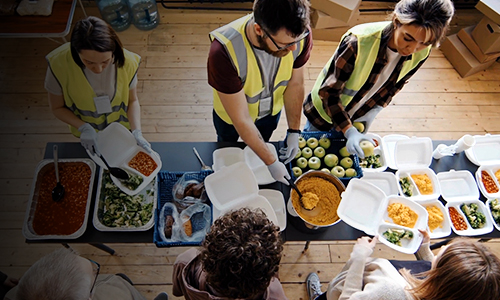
[303,0,454,158]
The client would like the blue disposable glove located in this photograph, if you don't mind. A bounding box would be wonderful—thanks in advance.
[268,159,291,185]
[353,105,383,133]
[344,126,367,159]
[279,132,300,164]
[132,129,152,153]
[79,123,99,155]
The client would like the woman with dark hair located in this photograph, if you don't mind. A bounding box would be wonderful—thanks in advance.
[45,16,150,155]
[303,0,454,159]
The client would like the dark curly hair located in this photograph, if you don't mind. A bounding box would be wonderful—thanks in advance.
[201,208,283,299]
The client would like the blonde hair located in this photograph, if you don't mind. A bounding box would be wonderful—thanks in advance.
[390,0,454,47]
[16,248,92,300]
[401,239,500,300]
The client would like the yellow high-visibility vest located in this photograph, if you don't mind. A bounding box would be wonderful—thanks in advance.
[209,14,305,124]
[46,43,140,136]
[311,21,431,124]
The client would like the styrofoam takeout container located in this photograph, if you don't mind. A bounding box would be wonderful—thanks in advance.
[445,199,493,236]
[258,189,286,231]
[381,134,410,170]
[87,123,162,196]
[338,179,428,254]
[437,169,479,202]
[359,172,399,196]
[486,198,500,232]
[394,137,441,201]
[212,143,277,185]
[360,133,388,172]
[418,199,451,239]
[475,164,500,199]
[205,162,281,230]
[465,134,500,166]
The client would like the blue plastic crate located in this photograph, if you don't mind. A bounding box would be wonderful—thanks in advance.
[287,131,363,186]
[154,170,213,247]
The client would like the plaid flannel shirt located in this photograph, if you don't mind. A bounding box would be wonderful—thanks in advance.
[303,26,429,133]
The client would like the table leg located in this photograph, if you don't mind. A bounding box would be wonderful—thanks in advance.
[89,243,116,255]
[302,240,310,253]
[78,0,88,17]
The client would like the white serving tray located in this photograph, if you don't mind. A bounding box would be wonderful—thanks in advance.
[359,172,399,196]
[381,134,410,170]
[418,199,451,239]
[360,133,388,172]
[23,159,96,240]
[445,199,493,236]
[475,164,500,199]
[465,134,500,166]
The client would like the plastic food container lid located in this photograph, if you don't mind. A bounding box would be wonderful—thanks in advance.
[465,134,500,166]
[381,134,410,170]
[394,137,433,170]
[359,172,399,196]
[258,189,286,231]
[437,169,479,202]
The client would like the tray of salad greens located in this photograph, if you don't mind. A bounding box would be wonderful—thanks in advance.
[93,169,156,231]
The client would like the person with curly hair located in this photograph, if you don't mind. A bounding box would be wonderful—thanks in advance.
[172,208,287,299]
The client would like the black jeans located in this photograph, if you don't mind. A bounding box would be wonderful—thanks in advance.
[212,110,281,142]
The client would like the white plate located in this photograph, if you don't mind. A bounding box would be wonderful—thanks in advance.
[258,189,286,231]
[381,134,410,170]
[359,172,399,196]
[396,168,441,202]
[360,133,388,172]
[418,199,451,239]
[465,134,500,166]
[475,165,500,199]
[486,199,500,232]
[445,200,493,236]
[437,170,479,202]
[377,223,422,254]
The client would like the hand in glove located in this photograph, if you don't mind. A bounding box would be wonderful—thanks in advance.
[344,126,367,159]
[279,132,300,164]
[132,129,152,153]
[268,159,291,185]
[79,123,99,155]
[353,105,383,133]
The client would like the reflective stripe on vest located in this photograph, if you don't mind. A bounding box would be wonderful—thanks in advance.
[46,43,140,136]
[209,14,304,124]
[311,22,431,124]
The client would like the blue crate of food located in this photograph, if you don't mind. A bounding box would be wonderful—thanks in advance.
[287,131,363,186]
[154,170,213,247]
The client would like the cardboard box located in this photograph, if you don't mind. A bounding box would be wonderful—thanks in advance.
[472,16,500,54]
[458,26,500,63]
[310,0,362,24]
[311,9,359,29]
[312,27,350,42]
[476,0,500,26]
[440,34,496,78]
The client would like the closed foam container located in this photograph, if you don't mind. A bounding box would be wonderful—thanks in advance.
[475,164,500,199]
[394,137,441,201]
[465,134,500,166]
[205,162,282,230]
[360,133,388,172]
[87,123,162,196]
[338,179,428,254]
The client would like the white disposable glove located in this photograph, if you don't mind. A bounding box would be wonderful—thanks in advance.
[353,105,383,133]
[132,129,152,153]
[279,132,300,164]
[344,126,367,159]
[79,123,99,155]
[267,159,290,185]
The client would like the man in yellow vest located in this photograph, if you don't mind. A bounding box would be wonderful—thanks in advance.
[302,0,454,159]
[208,0,312,184]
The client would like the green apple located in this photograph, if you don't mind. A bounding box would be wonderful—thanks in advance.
[319,137,331,149]
[292,166,303,177]
[324,153,339,167]
[298,136,306,148]
[296,157,308,169]
[360,140,375,157]
[331,166,345,178]
[306,137,319,149]
[340,157,353,169]
[345,168,357,177]
[321,168,330,173]
[353,122,365,133]
[294,150,302,159]
[313,146,326,158]
[301,147,313,159]
[308,157,321,170]
[339,146,350,157]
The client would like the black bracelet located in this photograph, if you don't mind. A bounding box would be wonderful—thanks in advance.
[287,129,301,134]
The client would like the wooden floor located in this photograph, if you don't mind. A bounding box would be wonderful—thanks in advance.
[1,4,500,300]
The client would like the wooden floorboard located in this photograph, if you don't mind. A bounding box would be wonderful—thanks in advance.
[0,4,499,300]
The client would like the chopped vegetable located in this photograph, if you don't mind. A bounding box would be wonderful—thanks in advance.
[360,154,382,169]
[121,173,144,190]
[399,177,413,197]
[383,228,413,246]
[490,199,500,226]
[460,203,486,229]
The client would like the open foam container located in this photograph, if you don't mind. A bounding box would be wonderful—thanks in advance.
[465,134,500,166]
[360,133,388,172]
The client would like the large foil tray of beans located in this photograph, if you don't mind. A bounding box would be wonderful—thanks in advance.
[23,159,96,240]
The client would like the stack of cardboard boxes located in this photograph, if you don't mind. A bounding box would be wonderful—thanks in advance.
[309,0,362,41]
[441,0,500,77]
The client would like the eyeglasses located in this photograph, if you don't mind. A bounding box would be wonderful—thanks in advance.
[260,26,310,51]
[89,259,100,296]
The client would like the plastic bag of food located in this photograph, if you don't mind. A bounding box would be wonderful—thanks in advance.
[172,174,207,210]
[158,202,181,242]
[178,203,211,242]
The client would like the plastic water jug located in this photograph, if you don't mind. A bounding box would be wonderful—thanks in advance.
[96,0,132,32]
[128,0,159,31]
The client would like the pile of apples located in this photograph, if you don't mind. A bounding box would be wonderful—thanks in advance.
[291,136,358,178]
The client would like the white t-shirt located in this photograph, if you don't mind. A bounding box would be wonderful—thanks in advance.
[44,62,138,98]
[348,47,401,117]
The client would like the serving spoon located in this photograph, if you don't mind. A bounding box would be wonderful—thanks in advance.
[51,145,65,202]
[193,147,212,171]
[97,152,130,180]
